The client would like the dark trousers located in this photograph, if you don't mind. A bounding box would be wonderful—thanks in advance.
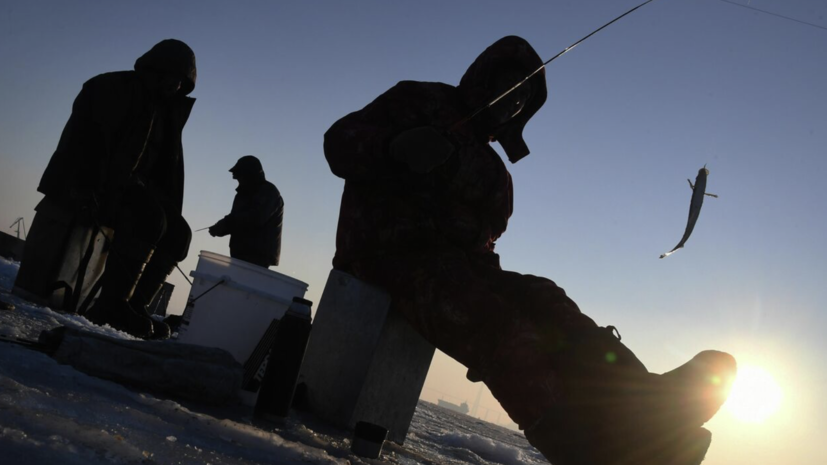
[348,246,598,428]
[96,185,191,306]
[230,250,270,268]
[107,185,191,262]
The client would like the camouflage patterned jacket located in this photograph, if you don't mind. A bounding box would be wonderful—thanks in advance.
[324,80,513,269]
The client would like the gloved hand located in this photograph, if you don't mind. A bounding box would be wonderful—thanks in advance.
[209,218,231,237]
[390,126,455,174]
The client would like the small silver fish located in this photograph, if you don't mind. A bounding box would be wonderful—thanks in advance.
[660,165,717,259]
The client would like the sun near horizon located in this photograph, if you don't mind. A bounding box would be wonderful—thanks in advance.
[723,363,784,424]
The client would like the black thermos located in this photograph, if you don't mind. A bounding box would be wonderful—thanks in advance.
[254,296,313,420]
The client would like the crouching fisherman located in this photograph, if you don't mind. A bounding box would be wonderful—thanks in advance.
[325,35,736,464]
[16,39,198,339]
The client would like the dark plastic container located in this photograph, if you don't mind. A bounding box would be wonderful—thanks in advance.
[351,421,388,459]
[254,297,312,420]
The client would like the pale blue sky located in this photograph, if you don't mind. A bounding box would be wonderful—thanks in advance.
[1,1,825,463]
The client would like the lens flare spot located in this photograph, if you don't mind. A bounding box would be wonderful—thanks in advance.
[724,364,783,423]
[605,351,617,363]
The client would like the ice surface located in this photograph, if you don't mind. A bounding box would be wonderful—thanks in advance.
[0,257,544,465]
[0,257,137,343]
[439,432,529,465]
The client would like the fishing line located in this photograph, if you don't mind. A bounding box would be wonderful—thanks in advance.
[718,0,827,32]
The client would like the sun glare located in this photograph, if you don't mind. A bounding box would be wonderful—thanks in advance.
[724,364,783,423]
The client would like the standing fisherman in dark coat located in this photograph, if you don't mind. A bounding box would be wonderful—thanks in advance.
[208,156,284,268]
[35,39,197,339]
[325,36,736,464]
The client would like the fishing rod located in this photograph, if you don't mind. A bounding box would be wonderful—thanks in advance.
[461,0,660,126]
[176,263,193,286]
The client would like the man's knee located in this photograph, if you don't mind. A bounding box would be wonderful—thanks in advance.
[133,211,168,245]
[118,188,168,244]
[157,215,191,262]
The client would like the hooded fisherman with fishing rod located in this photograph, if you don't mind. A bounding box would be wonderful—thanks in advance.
[325,35,735,464]
[207,155,284,268]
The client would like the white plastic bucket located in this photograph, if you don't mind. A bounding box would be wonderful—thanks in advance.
[176,251,309,366]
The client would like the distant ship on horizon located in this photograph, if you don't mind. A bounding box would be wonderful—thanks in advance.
[437,399,470,415]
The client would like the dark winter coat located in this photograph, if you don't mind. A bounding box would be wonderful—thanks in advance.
[223,179,284,267]
[324,36,546,270]
[38,40,197,219]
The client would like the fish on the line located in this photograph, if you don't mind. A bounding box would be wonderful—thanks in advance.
[660,165,717,259]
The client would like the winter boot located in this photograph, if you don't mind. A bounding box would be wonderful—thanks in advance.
[525,413,713,465]
[128,251,178,340]
[85,240,155,338]
[520,326,736,465]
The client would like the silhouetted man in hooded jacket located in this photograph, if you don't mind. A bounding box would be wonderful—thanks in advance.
[209,156,283,268]
[36,39,197,339]
[325,36,736,465]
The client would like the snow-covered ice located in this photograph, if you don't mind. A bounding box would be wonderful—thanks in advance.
[0,257,545,464]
